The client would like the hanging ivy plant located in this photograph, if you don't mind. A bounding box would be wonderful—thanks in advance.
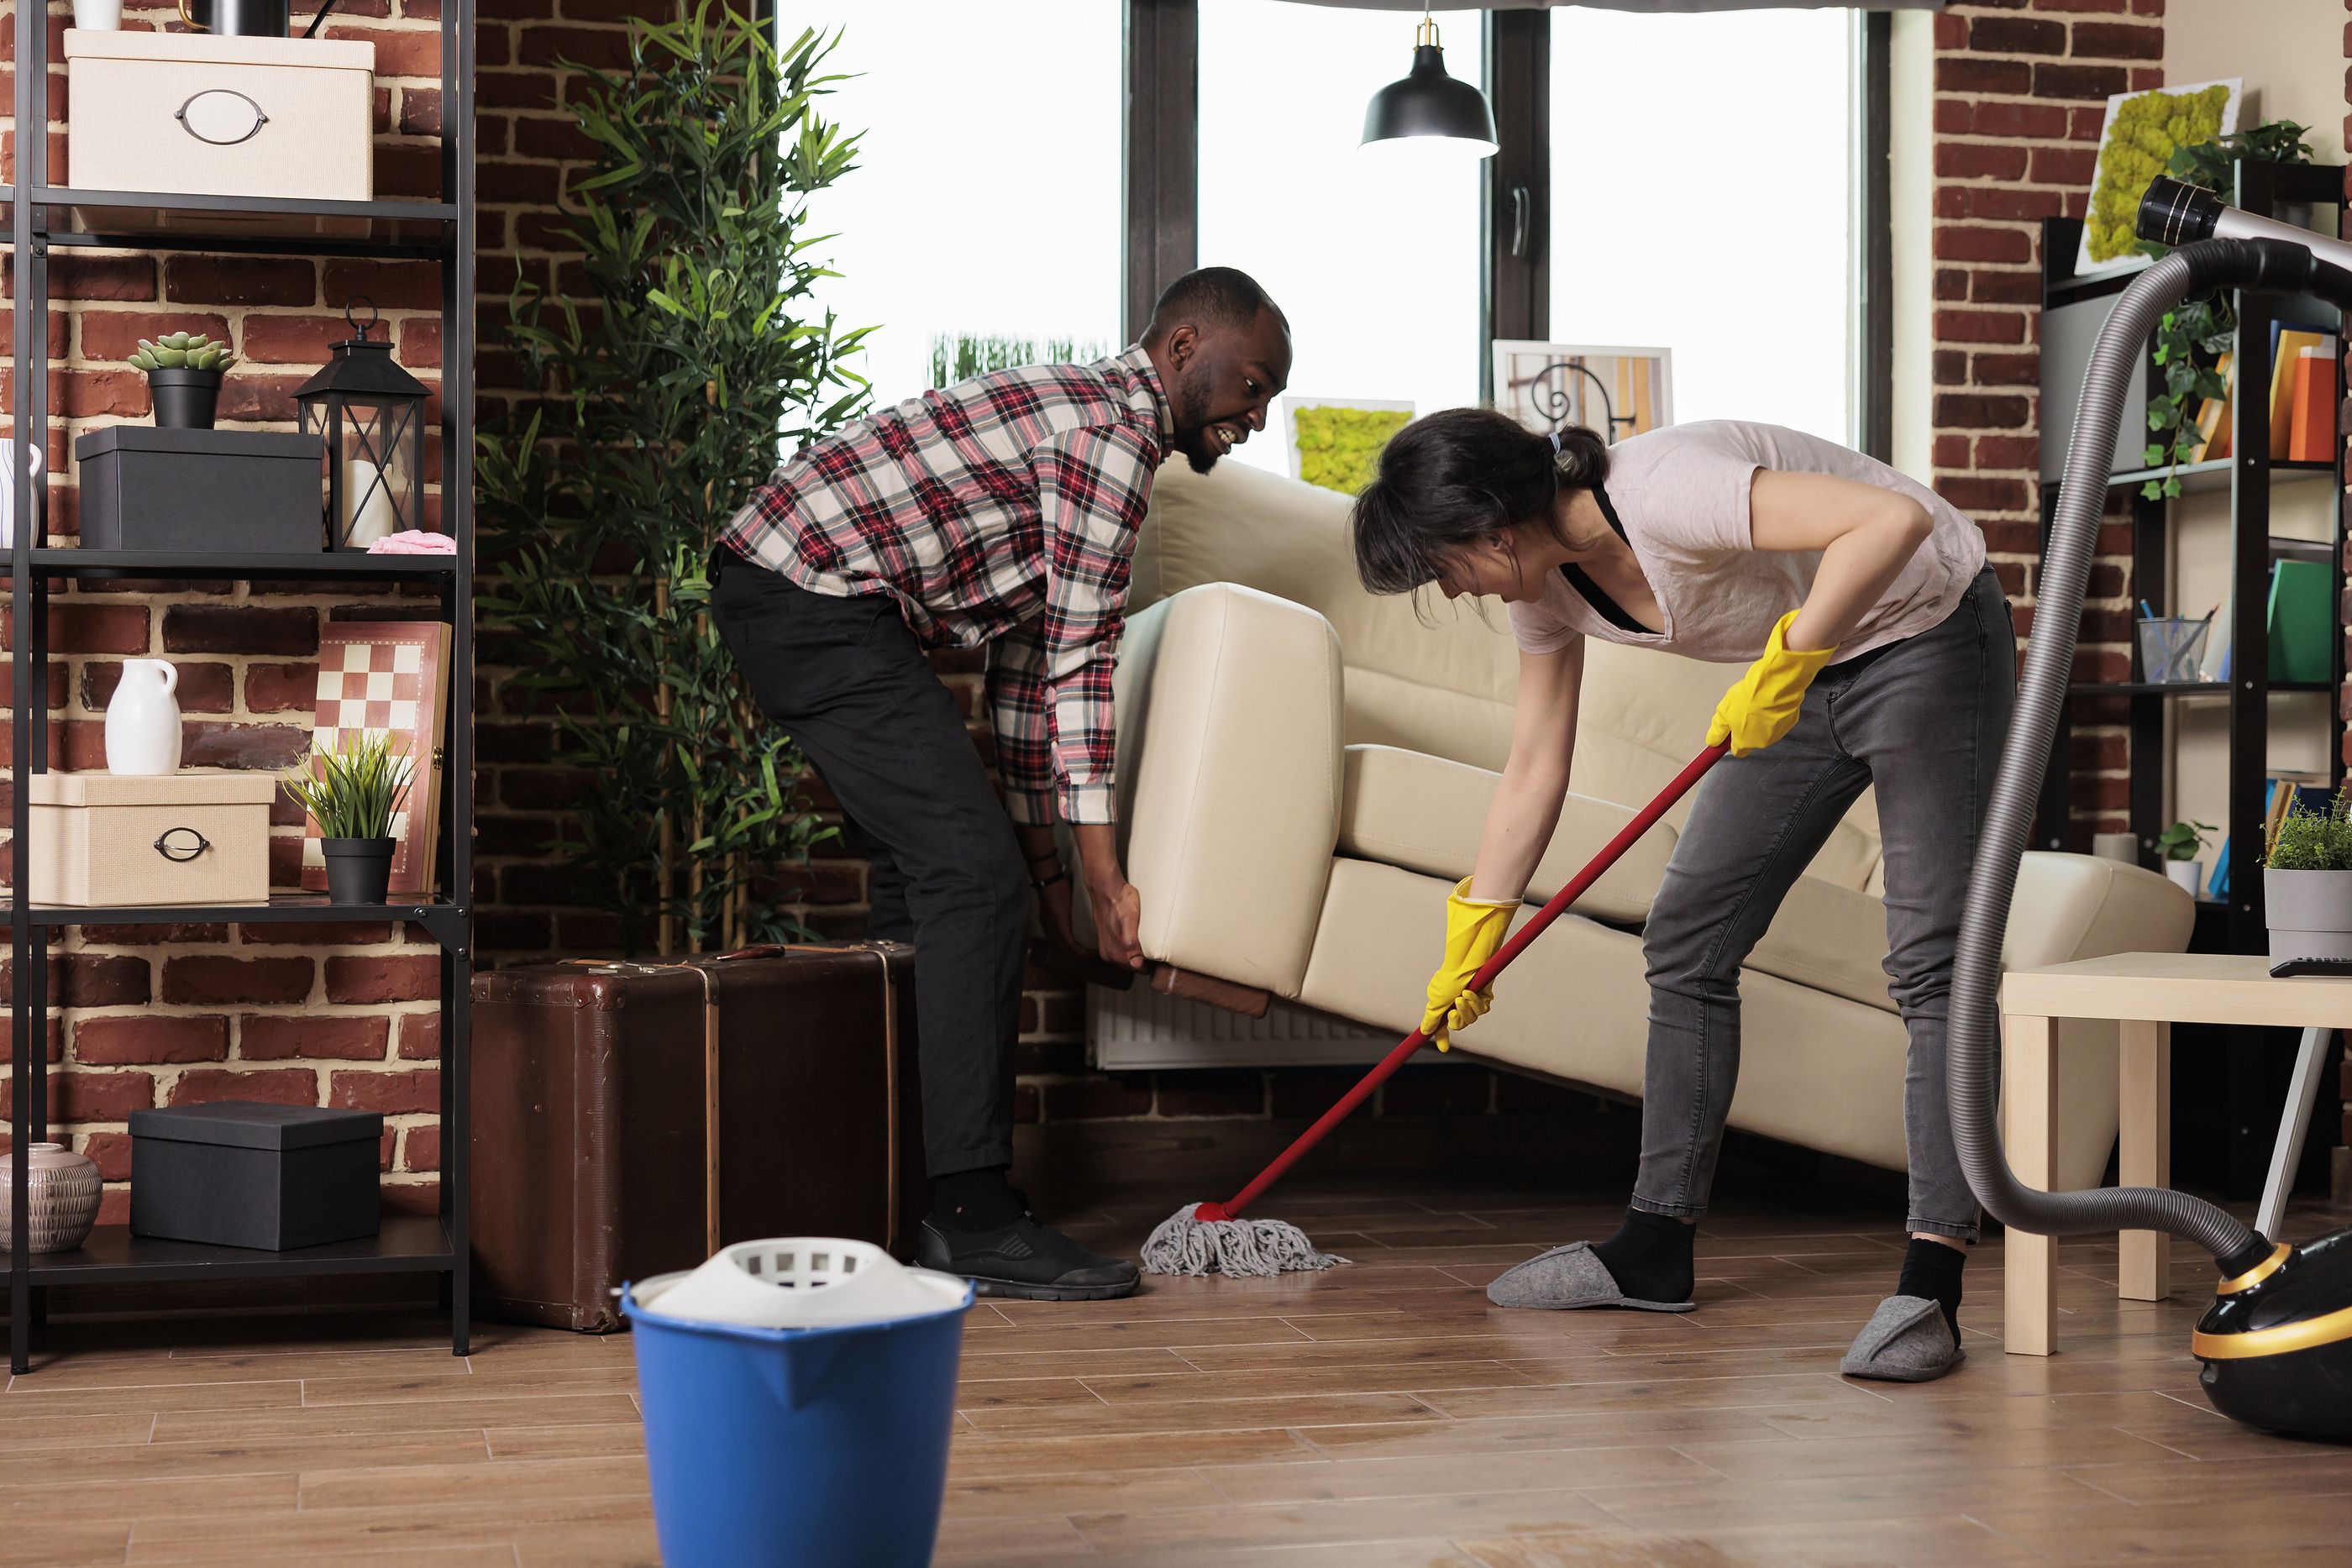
[2135,119,2314,500]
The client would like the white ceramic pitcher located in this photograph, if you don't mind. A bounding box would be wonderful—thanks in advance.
[104,659,182,775]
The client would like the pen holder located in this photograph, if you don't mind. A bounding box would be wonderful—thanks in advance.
[2136,617,2208,684]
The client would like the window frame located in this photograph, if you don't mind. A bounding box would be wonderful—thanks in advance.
[1123,0,1887,445]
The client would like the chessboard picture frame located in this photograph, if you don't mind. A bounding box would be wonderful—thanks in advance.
[299,619,453,898]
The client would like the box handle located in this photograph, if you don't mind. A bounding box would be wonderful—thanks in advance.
[174,90,270,149]
[154,826,213,863]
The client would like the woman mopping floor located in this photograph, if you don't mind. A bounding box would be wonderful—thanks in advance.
[1351,413,2009,1382]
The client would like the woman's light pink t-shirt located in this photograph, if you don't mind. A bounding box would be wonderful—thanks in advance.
[1506,420,1987,666]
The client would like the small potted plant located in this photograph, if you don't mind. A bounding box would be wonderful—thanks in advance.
[129,333,239,430]
[2155,819,2216,898]
[284,731,413,905]
[2262,789,2352,970]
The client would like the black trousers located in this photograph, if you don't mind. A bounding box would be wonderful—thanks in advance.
[709,549,1025,1177]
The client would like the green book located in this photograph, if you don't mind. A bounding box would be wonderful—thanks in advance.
[2268,559,2334,684]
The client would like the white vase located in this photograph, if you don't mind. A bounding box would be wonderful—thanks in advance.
[2164,859,2202,898]
[70,0,121,29]
[0,1142,102,1252]
[104,658,181,775]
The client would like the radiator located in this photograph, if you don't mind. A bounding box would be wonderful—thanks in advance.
[1088,982,1415,1070]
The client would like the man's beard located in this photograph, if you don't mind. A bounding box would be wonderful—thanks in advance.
[1172,366,1221,475]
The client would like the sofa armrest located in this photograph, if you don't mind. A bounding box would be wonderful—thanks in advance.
[2004,852,2195,969]
[1110,582,1343,996]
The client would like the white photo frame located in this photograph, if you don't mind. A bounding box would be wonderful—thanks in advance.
[1491,341,1672,444]
[2075,77,2243,280]
[1280,396,1415,495]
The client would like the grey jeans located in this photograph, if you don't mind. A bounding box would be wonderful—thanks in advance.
[1630,567,2013,1240]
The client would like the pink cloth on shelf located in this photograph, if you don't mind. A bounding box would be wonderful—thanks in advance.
[365,531,458,554]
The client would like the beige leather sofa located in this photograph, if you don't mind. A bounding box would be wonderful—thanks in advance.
[1106,457,2194,1193]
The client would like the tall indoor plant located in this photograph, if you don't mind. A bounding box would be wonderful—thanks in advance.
[478,3,870,956]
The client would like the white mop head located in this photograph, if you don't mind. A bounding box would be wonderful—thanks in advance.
[1138,1206,1350,1278]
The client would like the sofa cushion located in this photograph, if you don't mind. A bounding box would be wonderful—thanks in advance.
[1337,745,1674,924]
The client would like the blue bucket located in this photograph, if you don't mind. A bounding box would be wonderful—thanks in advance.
[622,1266,974,1568]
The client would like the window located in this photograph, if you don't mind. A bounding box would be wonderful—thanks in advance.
[784,4,1125,406]
[1550,8,1855,443]
[1199,3,1488,478]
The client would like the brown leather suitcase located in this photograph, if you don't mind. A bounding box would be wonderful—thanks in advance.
[469,942,925,1331]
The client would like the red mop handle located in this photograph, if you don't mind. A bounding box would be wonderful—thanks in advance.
[1194,742,1730,1225]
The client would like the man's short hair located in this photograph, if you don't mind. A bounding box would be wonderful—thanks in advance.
[1147,267,1287,339]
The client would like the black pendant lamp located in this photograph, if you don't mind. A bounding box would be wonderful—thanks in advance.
[1361,12,1498,159]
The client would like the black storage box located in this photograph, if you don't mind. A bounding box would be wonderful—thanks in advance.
[129,1101,382,1251]
[76,427,325,553]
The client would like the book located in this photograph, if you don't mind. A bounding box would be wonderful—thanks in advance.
[299,620,453,897]
[2188,350,2232,464]
[2286,346,2339,463]
[2268,327,2333,459]
[2266,558,2333,684]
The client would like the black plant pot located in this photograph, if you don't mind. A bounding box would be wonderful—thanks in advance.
[149,369,223,430]
[321,836,395,905]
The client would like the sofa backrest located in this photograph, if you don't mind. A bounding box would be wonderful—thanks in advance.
[1134,457,1885,889]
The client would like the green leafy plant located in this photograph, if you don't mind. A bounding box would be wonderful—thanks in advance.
[128,332,235,375]
[283,731,414,841]
[929,334,1108,390]
[2155,820,2216,863]
[2265,789,2352,872]
[476,3,869,957]
[2136,119,2313,500]
[1294,405,1411,496]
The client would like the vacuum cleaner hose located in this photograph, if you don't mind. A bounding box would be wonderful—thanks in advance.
[1948,229,2352,1272]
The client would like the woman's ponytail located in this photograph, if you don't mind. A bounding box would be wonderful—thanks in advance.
[1351,408,1610,596]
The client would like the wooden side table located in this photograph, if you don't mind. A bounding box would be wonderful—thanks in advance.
[2000,952,2349,1356]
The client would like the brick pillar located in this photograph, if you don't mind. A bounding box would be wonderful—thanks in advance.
[1931,0,2164,846]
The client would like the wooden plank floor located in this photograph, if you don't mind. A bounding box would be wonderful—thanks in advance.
[6,1175,2352,1566]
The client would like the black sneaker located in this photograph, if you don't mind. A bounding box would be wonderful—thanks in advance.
[916,1215,1140,1301]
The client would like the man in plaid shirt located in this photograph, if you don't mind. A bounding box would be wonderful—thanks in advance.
[713,269,1291,1298]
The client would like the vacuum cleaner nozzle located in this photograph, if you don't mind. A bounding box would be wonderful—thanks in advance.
[2193,1229,2352,1441]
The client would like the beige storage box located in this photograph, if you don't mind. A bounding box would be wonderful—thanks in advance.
[64,30,375,203]
[29,771,277,907]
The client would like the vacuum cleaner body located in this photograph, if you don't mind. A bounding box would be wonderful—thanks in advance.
[2195,1229,2352,1440]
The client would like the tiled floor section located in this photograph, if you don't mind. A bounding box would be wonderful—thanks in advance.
[5,1176,2351,1565]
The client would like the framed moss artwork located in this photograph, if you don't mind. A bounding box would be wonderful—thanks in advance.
[1284,397,1415,496]
[2079,78,2240,277]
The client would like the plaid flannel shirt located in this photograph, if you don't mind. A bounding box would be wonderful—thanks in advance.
[721,345,1173,826]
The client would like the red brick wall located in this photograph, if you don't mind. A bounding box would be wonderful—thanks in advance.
[1930,0,2164,845]
[0,0,452,1221]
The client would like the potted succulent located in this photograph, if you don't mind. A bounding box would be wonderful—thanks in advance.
[2262,789,2352,970]
[284,730,413,905]
[129,332,239,430]
[2155,819,2216,898]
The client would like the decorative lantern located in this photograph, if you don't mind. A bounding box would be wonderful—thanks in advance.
[294,296,429,550]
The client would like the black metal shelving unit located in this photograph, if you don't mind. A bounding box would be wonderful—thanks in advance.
[2034,161,2346,1198]
[5,8,476,1373]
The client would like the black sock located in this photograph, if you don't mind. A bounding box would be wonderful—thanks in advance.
[1898,1236,1966,1340]
[932,1167,1022,1234]
[1589,1207,1695,1304]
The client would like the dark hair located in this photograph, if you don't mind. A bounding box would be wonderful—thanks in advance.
[1350,408,1609,595]
[1146,266,1289,338]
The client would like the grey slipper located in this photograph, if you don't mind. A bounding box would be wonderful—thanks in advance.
[1838,1293,1966,1382]
[1484,1240,1696,1312]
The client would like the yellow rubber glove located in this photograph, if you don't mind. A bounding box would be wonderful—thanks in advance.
[1421,878,1516,1051]
[1706,609,1838,757]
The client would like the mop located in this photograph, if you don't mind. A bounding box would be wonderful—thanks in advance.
[1141,742,1730,1278]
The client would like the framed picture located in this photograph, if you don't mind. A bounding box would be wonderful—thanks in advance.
[1280,396,1415,496]
[300,619,452,897]
[2076,77,2242,279]
[1491,341,1672,444]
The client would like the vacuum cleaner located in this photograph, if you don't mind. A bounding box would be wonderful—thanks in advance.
[1951,175,2352,1440]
